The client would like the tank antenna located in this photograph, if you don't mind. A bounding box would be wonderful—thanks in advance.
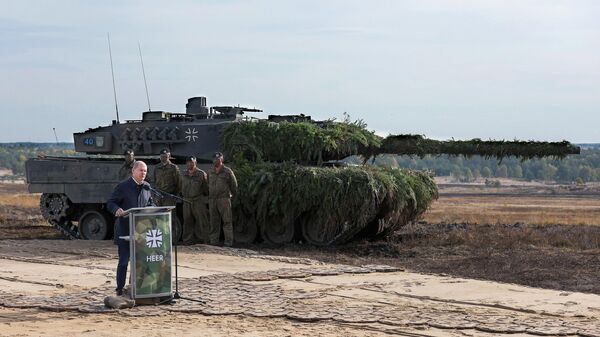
[107,33,120,123]
[52,127,58,144]
[138,42,152,112]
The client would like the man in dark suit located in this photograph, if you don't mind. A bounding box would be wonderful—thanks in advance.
[107,160,154,296]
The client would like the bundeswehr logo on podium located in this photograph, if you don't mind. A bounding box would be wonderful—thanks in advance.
[126,207,173,299]
[146,229,163,248]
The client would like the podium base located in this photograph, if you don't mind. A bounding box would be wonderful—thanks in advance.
[135,295,175,306]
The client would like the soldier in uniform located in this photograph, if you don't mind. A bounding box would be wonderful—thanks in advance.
[117,149,135,181]
[208,152,238,246]
[153,148,181,207]
[179,156,209,245]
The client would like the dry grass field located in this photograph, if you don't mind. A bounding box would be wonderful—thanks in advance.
[0,193,41,209]
[0,183,58,238]
[424,195,600,226]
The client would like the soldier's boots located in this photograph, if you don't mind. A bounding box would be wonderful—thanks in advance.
[223,221,233,247]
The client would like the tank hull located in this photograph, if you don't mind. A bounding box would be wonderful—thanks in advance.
[26,157,185,241]
[26,157,438,245]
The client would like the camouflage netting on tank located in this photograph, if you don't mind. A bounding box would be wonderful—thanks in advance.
[377,135,581,160]
[231,162,438,245]
[221,120,577,245]
[222,120,381,164]
[223,120,579,163]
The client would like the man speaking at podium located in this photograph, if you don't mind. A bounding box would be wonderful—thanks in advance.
[107,160,154,296]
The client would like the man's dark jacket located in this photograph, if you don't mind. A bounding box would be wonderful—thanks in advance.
[106,177,154,245]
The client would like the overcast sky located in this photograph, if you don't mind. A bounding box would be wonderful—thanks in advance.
[1,1,599,143]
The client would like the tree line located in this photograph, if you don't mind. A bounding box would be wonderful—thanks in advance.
[359,145,600,183]
[0,143,75,177]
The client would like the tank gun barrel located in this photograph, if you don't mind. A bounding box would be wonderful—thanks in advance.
[223,120,580,164]
[377,135,581,160]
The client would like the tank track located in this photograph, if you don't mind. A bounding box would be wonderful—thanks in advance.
[40,193,80,240]
[49,219,80,240]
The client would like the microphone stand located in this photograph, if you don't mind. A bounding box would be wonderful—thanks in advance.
[145,185,205,305]
[145,185,191,204]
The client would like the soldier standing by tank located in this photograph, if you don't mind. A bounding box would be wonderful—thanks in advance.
[117,149,135,181]
[153,148,181,206]
[208,152,238,246]
[179,156,209,245]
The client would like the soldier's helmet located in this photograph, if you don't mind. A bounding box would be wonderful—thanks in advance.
[213,152,223,160]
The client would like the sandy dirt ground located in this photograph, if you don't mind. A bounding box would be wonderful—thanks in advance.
[3,182,600,336]
[1,240,600,336]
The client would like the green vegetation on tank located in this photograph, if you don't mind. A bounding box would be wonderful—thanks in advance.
[221,119,578,245]
[378,135,580,160]
[223,120,579,164]
[230,159,438,245]
[222,119,380,164]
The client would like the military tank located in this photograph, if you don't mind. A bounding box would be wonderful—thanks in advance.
[26,96,580,245]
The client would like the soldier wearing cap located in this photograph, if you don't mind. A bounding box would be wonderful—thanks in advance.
[208,152,238,246]
[153,148,181,207]
[179,156,209,245]
[117,149,135,181]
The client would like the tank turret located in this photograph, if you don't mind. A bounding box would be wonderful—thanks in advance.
[72,97,262,161]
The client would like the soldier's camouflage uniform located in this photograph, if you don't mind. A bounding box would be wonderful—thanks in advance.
[118,161,134,181]
[180,167,209,244]
[153,161,181,206]
[208,165,238,246]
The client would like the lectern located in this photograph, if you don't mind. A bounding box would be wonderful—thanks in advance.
[122,206,175,300]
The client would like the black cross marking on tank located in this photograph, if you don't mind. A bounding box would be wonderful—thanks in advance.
[185,128,198,142]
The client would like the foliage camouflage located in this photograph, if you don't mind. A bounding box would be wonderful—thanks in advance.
[222,121,579,164]
[230,160,438,245]
[378,135,580,161]
[221,119,578,244]
[222,119,381,164]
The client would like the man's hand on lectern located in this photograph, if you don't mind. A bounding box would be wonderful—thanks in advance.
[115,208,125,217]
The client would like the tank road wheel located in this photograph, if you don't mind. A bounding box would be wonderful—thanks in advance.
[40,193,70,222]
[261,214,295,245]
[233,213,257,244]
[301,218,345,246]
[79,210,112,240]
